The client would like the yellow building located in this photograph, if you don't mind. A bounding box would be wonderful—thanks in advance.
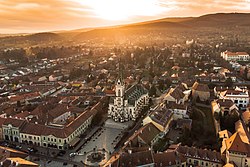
[143,108,173,134]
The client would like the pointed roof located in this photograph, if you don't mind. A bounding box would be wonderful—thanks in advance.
[225,132,250,154]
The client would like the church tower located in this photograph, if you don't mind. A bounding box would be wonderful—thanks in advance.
[115,78,124,97]
[115,58,125,97]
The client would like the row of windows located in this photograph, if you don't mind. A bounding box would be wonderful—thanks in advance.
[21,134,40,140]
[189,159,219,167]
[3,129,18,135]
[234,100,247,103]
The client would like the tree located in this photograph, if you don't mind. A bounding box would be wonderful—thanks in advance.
[225,77,233,87]
[149,86,157,97]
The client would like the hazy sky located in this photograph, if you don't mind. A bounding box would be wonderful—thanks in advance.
[0,0,250,34]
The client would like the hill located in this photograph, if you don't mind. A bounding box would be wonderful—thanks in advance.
[1,13,250,48]
[74,13,250,42]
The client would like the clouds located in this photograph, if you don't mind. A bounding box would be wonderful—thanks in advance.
[0,0,249,33]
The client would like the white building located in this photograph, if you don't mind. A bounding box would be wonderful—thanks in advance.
[215,87,249,110]
[221,51,250,61]
[108,77,149,122]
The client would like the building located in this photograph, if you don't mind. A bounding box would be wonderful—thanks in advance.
[221,132,250,167]
[143,107,174,134]
[241,110,250,125]
[123,123,160,149]
[1,99,104,150]
[166,101,189,120]
[192,82,210,102]
[0,146,38,167]
[105,149,187,167]
[211,99,239,117]
[215,87,249,110]
[2,118,26,143]
[221,51,250,61]
[169,144,223,167]
[164,83,191,104]
[108,76,149,122]
[0,117,5,140]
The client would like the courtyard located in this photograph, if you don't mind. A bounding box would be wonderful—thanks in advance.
[72,119,133,166]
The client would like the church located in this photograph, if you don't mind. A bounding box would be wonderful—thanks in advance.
[108,76,149,122]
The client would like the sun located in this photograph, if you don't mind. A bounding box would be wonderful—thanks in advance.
[76,0,167,21]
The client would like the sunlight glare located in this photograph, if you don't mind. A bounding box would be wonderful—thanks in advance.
[77,0,167,20]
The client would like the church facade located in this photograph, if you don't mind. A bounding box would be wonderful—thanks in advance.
[108,78,149,122]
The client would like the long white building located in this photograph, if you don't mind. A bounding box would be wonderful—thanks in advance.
[221,51,249,61]
[108,77,149,122]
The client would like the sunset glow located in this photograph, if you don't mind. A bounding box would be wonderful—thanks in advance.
[79,0,168,20]
[0,0,249,33]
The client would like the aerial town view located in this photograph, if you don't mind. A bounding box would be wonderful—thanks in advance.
[0,0,250,167]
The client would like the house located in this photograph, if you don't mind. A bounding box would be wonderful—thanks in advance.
[48,73,63,82]
[0,146,37,167]
[124,123,160,149]
[220,132,250,167]
[169,144,223,167]
[166,101,189,119]
[110,150,154,167]
[106,149,187,167]
[7,92,41,105]
[192,82,210,102]
[153,151,187,167]
[164,83,190,104]
[0,146,28,160]
[143,107,174,134]
[1,157,39,167]
[211,99,239,117]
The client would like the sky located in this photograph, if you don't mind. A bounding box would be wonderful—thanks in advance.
[0,0,250,34]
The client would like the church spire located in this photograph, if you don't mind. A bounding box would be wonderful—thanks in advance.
[117,54,124,85]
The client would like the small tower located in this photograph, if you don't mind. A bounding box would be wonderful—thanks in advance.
[115,78,124,97]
